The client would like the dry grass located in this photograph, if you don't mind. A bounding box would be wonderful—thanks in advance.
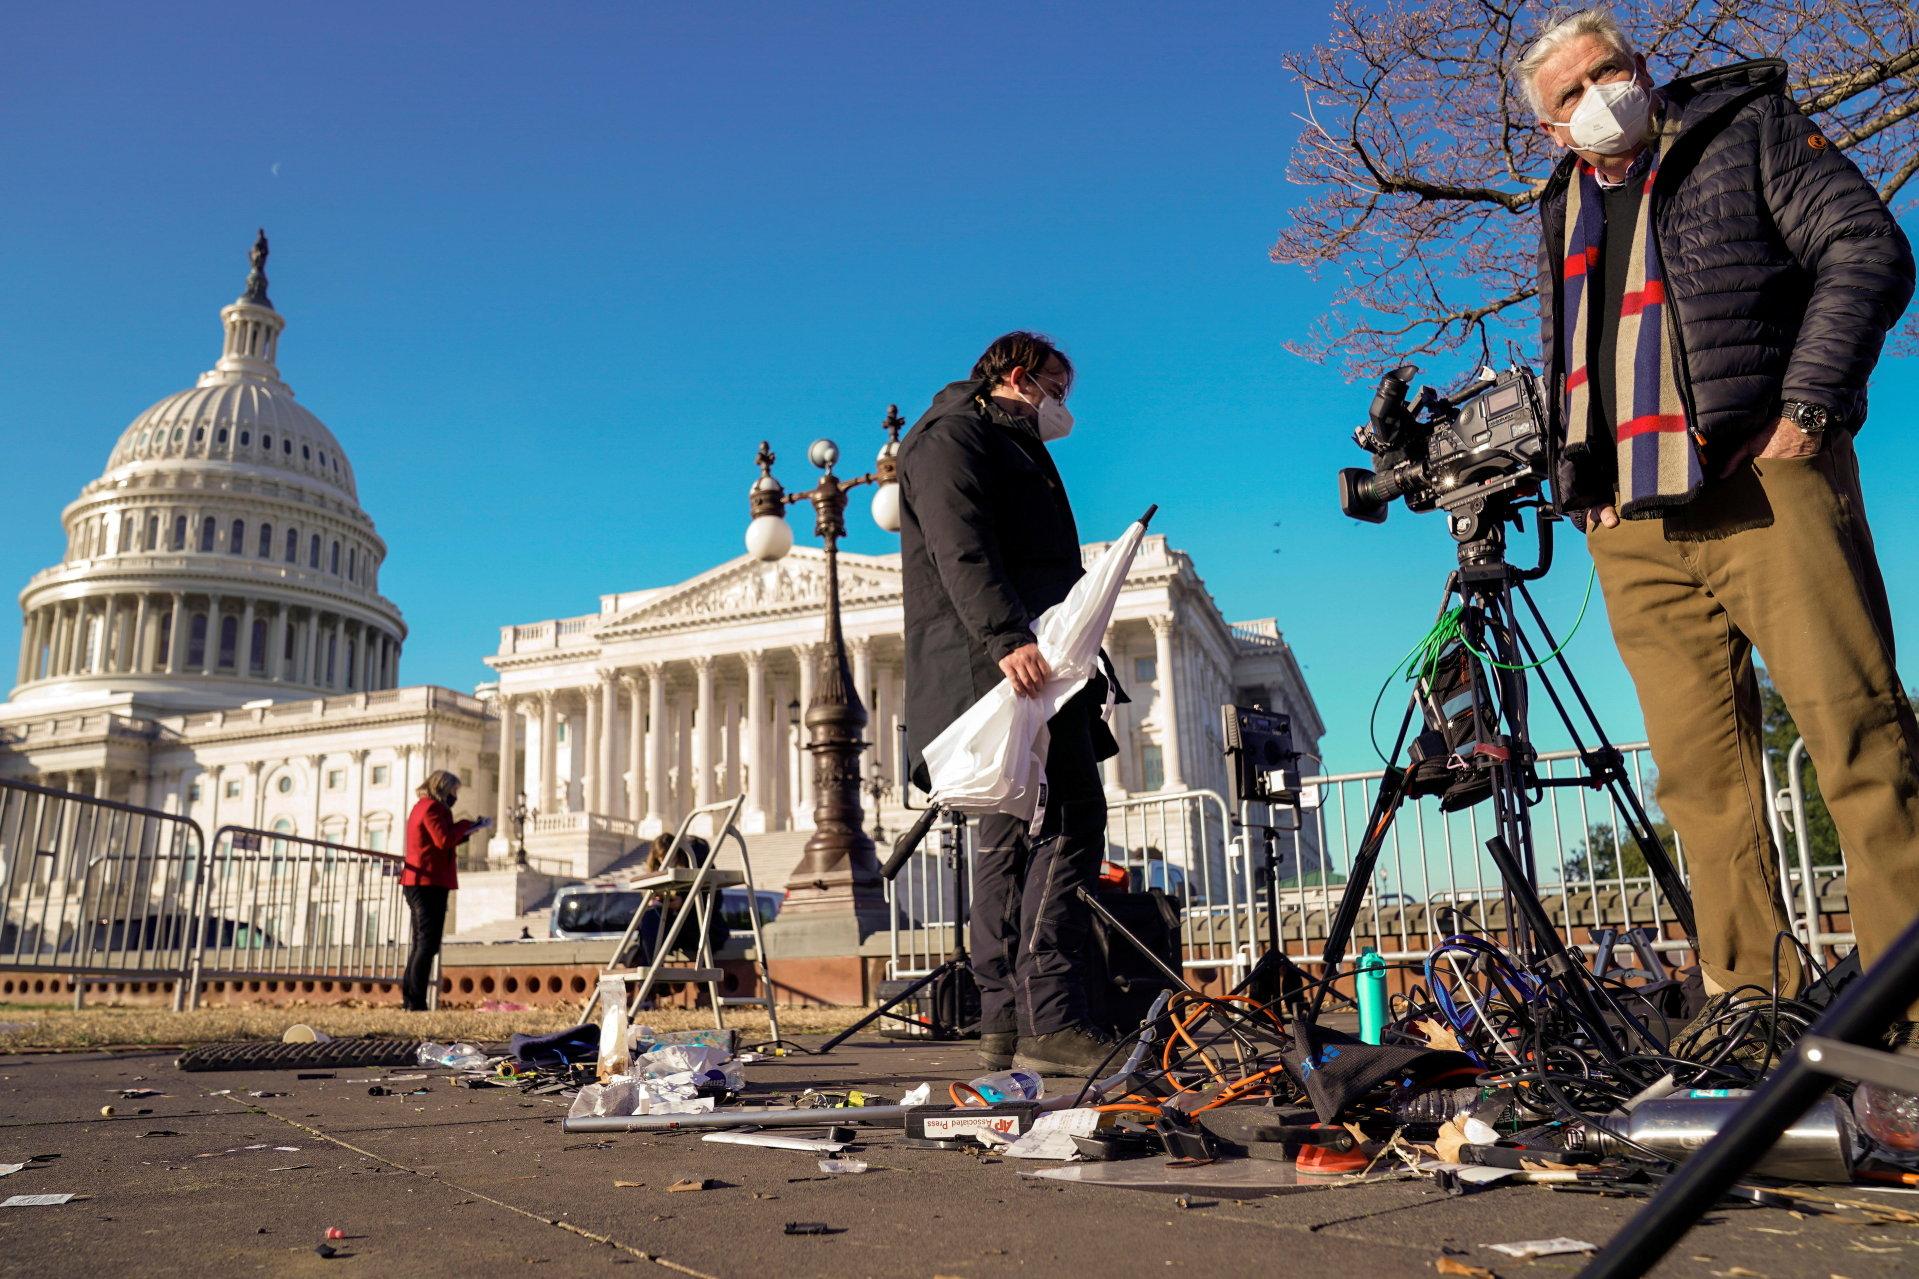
[0,1003,875,1053]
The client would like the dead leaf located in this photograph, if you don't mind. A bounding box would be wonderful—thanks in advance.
[1434,1259,1496,1279]
[1412,1017,1465,1053]
[1434,1118,1468,1164]
[613,1180,644,1189]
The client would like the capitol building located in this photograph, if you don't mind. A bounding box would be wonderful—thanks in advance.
[0,235,1323,937]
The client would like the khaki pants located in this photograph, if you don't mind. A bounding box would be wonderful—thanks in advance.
[1588,434,1919,1003]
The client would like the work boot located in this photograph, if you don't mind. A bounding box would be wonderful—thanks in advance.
[1014,1025,1120,1077]
[978,1030,1016,1072]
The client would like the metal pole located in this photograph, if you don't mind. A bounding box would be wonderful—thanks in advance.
[1581,910,1919,1279]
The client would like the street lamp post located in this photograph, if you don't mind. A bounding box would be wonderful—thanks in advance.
[509,790,534,869]
[745,407,903,927]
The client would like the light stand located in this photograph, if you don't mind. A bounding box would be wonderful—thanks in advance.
[816,802,977,1054]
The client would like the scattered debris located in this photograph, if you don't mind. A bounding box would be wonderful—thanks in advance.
[666,1178,716,1193]
[116,1088,161,1099]
[613,1181,645,1189]
[98,1106,114,1118]
[1485,1238,1597,1260]
[314,1244,338,1259]
[325,1227,345,1240]
[817,1158,869,1175]
[281,1024,332,1044]
[1434,1260,1497,1279]
[138,1130,178,1139]
[295,1072,335,1081]
[0,1164,24,1178]
[783,1222,839,1236]
[3,1194,75,1208]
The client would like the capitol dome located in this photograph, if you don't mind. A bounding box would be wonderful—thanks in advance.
[11,232,407,711]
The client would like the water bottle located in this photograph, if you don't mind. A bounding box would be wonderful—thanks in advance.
[1356,948,1387,1045]
[966,1069,1042,1104]
[1854,1084,1919,1161]
[596,976,630,1082]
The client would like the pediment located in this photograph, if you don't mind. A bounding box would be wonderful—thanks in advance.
[597,549,901,637]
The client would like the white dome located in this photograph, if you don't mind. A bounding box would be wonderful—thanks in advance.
[107,377,358,501]
[12,233,406,712]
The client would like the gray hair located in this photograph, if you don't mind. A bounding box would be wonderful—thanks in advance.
[1515,7,1638,118]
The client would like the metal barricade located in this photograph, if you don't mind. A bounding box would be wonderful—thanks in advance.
[1275,743,1693,966]
[189,824,413,1002]
[884,789,1246,981]
[0,777,208,1009]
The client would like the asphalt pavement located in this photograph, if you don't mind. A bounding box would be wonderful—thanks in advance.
[1,1035,1915,1278]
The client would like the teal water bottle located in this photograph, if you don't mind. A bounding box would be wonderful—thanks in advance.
[1357,948,1387,1045]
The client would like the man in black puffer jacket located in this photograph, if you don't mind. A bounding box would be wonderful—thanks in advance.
[898,331,1122,1077]
[1522,9,1919,1034]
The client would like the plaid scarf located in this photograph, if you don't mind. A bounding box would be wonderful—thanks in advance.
[1558,123,1704,517]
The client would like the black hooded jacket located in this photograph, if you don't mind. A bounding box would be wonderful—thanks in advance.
[1538,59,1913,509]
[896,379,1113,786]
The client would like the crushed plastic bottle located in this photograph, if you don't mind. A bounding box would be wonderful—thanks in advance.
[596,976,630,1082]
[1854,1084,1919,1163]
[417,1041,488,1071]
[1394,1083,1523,1131]
[965,1069,1042,1104]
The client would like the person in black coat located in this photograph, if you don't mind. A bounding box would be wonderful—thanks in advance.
[898,331,1122,1077]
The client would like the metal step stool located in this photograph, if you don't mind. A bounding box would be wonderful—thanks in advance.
[582,795,780,1044]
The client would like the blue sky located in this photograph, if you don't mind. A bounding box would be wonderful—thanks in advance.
[4,1,1915,769]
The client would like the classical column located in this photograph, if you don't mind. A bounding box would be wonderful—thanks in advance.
[350,749,369,846]
[741,649,767,830]
[166,593,188,674]
[16,611,34,685]
[98,595,119,674]
[644,664,667,830]
[268,605,288,681]
[598,671,617,817]
[330,616,345,688]
[795,643,818,817]
[304,611,320,686]
[690,655,715,809]
[67,601,89,675]
[581,682,602,814]
[1151,616,1184,789]
[248,760,266,828]
[495,695,517,842]
[770,673,792,826]
[201,594,222,675]
[130,594,151,675]
[624,673,645,823]
[238,600,257,677]
[538,692,558,812]
[361,627,376,691]
[849,637,873,721]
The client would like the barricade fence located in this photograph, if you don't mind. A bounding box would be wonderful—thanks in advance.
[193,824,414,998]
[0,777,207,1008]
[0,777,421,1008]
[885,739,1854,985]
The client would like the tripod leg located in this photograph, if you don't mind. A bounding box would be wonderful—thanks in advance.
[1511,581,1696,941]
[816,960,964,1054]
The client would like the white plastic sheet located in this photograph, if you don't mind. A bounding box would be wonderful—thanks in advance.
[922,511,1153,822]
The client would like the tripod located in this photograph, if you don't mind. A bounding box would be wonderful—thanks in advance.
[1306,502,1696,1063]
[817,804,976,1053]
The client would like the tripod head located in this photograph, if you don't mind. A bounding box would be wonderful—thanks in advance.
[1447,493,1555,590]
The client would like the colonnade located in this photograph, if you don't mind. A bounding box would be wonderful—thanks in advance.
[495,639,923,834]
[16,592,400,694]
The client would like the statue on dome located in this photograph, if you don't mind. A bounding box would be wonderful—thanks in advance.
[243,228,271,306]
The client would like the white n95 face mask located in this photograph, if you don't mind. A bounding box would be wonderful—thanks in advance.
[1035,392,1074,442]
[1552,78,1653,156]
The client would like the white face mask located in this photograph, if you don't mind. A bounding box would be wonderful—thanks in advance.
[1023,378,1075,442]
[1549,78,1652,157]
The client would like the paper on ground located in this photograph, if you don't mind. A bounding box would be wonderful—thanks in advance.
[1001,1108,1104,1160]
[3,1194,74,1207]
[0,1164,25,1178]
[702,1132,845,1153]
[1486,1238,1597,1259]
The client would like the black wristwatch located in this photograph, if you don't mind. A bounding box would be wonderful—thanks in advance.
[1781,399,1835,435]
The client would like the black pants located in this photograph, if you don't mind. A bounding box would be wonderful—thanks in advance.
[402,886,449,1011]
[970,695,1108,1039]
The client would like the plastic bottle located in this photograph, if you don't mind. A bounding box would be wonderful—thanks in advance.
[1394,1083,1523,1131]
[965,1069,1043,1104]
[596,976,630,1083]
[1854,1084,1919,1162]
[1357,948,1387,1045]
[416,1041,487,1071]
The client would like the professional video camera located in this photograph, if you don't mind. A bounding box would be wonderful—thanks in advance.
[1337,361,1550,525]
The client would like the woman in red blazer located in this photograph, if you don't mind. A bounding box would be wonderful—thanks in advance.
[401,770,489,1011]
